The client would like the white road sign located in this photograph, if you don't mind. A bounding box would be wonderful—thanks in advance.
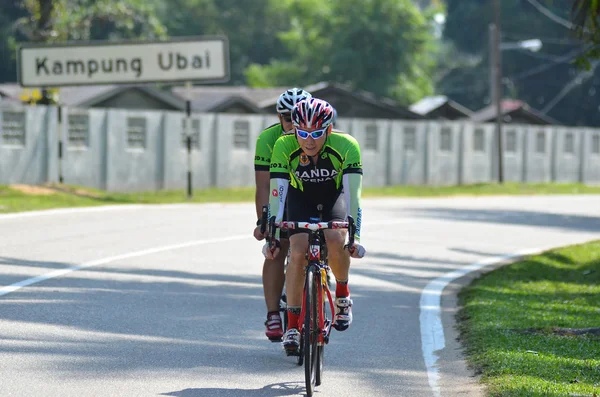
[17,36,229,87]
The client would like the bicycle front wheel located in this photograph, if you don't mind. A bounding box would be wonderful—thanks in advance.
[304,266,320,396]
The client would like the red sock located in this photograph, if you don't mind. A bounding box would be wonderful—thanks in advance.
[336,281,350,297]
[287,310,300,330]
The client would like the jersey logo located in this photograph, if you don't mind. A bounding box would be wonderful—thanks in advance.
[272,189,278,197]
[300,152,310,166]
[295,168,339,183]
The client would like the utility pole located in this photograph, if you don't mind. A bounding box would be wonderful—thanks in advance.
[492,0,504,183]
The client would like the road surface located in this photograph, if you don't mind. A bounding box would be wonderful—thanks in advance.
[1,196,599,396]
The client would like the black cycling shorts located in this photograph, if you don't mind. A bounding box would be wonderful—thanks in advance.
[286,189,346,236]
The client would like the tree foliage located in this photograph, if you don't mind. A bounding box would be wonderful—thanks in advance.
[245,0,437,105]
[0,0,438,106]
[441,0,600,126]
[156,0,289,85]
[0,0,166,83]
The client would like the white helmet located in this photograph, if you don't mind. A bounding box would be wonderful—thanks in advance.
[276,88,312,114]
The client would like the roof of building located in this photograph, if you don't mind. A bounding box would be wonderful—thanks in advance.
[409,95,473,118]
[472,99,560,125]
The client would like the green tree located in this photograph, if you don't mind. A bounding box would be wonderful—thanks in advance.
[245,0,437,105]
[14,0,166,42]
[0,0,27,82]
[570,0,600,68]
[157,0,289,85]
[0,0,166,84]
[440,0,599,126]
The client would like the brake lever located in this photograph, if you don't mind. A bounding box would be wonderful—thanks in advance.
[260,205,268,234]
[268,216,276,247]
[344,216,355,250]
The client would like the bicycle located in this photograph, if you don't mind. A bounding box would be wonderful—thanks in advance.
[264,207,356,397]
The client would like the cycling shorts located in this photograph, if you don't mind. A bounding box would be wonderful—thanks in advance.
[286,189,346,236]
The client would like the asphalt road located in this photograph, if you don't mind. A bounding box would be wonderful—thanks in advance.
[1,196,599,397]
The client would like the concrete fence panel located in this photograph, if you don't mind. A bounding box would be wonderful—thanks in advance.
[62,107,107,189]
[388,121,428,185]
[162,111,216,190]
[350,118,390,187]
[0,106,56,185]
[427,122,461,186]
[104,109,165,191]
[523,125,552,183]
[582,128,600,184]
[552,127,582,183]
[214,114,264,188]
[461,122,495,184]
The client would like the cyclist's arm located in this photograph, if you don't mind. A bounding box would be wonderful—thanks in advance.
[268,140,290,240]
[255,171,270,220]
[254,133,272,221]
[341,137,363,242]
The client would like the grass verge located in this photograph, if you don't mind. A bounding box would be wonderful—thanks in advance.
[457,241,600,396]
[1,182,600,214]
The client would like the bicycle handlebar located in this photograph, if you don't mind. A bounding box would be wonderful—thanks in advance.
[261,205,356,251]
[275,221,350,231]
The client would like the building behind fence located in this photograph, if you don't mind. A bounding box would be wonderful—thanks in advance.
[0,105,599,191]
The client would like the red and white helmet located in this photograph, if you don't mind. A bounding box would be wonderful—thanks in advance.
[292,98,335,129]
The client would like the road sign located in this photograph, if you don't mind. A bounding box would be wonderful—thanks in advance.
[17,36,230,87]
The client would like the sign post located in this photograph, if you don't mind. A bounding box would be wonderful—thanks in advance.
[185,81,193,199]
[17,36,230,196]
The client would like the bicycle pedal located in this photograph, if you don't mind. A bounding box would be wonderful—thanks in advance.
[269,337,283,343]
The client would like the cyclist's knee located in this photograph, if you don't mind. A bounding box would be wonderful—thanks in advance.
[289,250,306,265]
[325,230,346,249]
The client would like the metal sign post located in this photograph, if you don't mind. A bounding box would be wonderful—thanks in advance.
[185,81,193,199]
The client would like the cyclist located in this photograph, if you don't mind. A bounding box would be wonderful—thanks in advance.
[265,98,366,354]
[254,87,312,342]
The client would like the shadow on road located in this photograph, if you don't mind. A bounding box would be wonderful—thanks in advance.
[404,207,600,233]
[161,382,303,397]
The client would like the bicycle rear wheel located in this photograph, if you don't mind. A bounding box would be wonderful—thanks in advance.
[304,266,320,396]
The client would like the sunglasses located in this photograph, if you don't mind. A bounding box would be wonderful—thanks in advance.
[281,114,292,122]
[296,128,327,140]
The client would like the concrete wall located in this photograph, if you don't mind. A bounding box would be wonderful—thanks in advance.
[2,104,600,191]
[0,106,57,185]
[461,123,494,184]
[388,121,428,185]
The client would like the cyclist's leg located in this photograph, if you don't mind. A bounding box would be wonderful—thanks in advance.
[282,192,311,352]
[263,237,289,341]
[282,232,308,352]
[287,232,309,307]
[321,193,353,331]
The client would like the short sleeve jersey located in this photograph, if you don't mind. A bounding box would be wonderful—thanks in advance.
[269,132,362,195]
[254,123,285,172]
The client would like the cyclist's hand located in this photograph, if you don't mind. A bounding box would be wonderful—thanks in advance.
[263,240,280,259]
[347,242,366,259]
[253,226,266,241]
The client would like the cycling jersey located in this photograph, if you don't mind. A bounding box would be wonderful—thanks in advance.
[254,123,292,171]
[268,132,363,241]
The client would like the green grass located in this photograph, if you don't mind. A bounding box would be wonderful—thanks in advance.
[1,182,600,214]
[458,241,600,396]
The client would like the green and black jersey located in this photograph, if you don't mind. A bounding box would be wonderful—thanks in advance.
[254,123,289,171]
[268,132,363,241]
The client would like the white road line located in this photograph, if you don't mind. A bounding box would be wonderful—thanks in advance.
[0,234,250,297]
[418,248,543,397]
[0,203,233,221]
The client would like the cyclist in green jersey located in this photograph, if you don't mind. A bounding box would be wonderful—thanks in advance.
[265,98,366,354]
[254,87,312,342]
